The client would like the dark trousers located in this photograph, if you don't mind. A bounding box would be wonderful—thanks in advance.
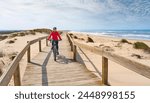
[52,40,59,51]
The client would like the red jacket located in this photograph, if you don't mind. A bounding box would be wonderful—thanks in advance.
[48,31,62,40]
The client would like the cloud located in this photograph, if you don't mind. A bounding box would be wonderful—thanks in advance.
[0,0,150,30]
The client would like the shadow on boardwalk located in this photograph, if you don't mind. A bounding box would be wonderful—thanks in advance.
[56,55,74,64]
[30,50,74,86]
[41,50,52,86]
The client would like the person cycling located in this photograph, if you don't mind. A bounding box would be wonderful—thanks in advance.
[47,27,62,55]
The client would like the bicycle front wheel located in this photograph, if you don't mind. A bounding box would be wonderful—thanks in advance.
[53,46,57,61]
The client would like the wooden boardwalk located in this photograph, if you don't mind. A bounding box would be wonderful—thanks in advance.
[22,34,101,86]
[1,31,150,86]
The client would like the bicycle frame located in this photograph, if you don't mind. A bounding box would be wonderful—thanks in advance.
[51,40,59,61]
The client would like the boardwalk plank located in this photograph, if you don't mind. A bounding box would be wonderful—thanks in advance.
[22,34,101,86]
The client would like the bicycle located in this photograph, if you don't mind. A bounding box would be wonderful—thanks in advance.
[51,40,61,61]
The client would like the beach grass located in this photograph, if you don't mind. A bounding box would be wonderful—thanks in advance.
[74,35,78,39]
[87,36,94,43]
[134,42,150,50]
[120,39,132,44]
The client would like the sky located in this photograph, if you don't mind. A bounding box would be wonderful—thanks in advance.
[0,0,150,30]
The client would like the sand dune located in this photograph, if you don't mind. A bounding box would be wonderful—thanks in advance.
[0,31,48,84]
[69,31,150,85]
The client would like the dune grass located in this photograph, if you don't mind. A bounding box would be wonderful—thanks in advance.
[120,39,132,44]
[87,37,94,43]
[74,36,78,39]
[134,42,150,53]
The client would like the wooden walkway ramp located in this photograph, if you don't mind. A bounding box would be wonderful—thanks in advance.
[22,34,101,86]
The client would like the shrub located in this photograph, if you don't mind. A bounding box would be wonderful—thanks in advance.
[74,36,78,39]
[87,37,94,43]
[121,39,128,43]
[25,31,30,35]
[69,33,73,36]
[6,40,15,44]
[30,31,36,35]
[8,52,18,60]
[9,33,18,38]
[14,38,17,40]
[102,46,114,52]
[18,32,26,36]
[131,53,142,59]
[134,42,150,53]
[9,55,16,60]
[80,38,84,40]
[69,33,73,38]
[0,36,8,40]
[99,44,104,47]
[120,39,132,44]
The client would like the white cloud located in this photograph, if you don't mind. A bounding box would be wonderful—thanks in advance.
[0,0,149,30]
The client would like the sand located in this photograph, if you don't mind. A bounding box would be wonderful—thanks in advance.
[70,31,150,86]
[0,32,48,85]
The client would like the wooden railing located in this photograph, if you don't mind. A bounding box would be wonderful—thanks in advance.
[0,36,48,86]
[67,34,150,85]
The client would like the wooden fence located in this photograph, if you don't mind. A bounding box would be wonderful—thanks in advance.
[67,33,150,85]
[0,36,48,86]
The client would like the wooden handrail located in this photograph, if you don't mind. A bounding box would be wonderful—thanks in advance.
[29,36,47,45]
[67,33,150,85]
[0,36,48,86]
[74,41,150,79]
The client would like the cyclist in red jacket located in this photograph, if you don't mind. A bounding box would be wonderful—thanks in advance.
[48,27,62,55]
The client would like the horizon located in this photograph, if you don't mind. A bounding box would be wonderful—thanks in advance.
[1,28,150,31]
[0,0,150,30]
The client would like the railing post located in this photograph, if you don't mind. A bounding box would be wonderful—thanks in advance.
[14,63,21,86]
[46,38,48,46]
[0,67,3,76]
[27,41,30,62]
[68,35,71,44]
[71,41,73,51]
[73,45,77,61]
[102,56,108,85]
[39,40,42,52]
[67,34,73,51]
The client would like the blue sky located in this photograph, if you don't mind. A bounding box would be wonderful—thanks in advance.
[0,0,150,30]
